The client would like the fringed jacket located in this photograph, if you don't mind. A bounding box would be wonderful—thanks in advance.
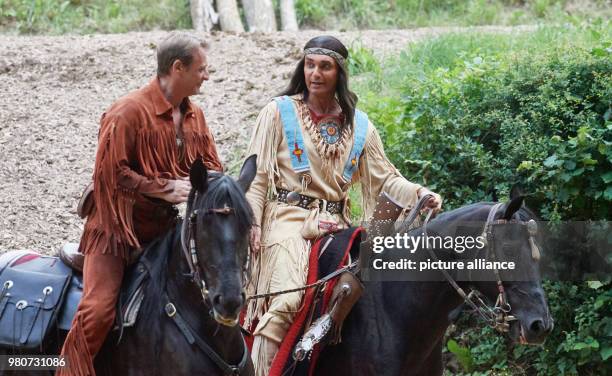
[79,78,223,262]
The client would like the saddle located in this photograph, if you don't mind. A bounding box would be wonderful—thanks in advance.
[0,246,149,351]
[269,227,365,376]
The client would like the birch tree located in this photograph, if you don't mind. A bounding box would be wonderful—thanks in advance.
[280,0,298,31]
[190,0,218,32]
[216,0,245,32]
[241,0,277,32]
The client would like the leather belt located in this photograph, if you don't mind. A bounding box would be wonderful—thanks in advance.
[150,205,179,219]
[275,188,343,215]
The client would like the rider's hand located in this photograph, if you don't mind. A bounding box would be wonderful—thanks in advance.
[418,187,443,214]
[249,224,261,254]
[146,180,192,204]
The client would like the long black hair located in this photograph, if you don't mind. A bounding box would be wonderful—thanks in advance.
[280,35,358,130]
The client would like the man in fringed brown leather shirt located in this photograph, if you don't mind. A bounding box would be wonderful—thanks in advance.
[58,32,223,376]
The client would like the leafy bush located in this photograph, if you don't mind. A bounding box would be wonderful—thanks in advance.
[0,0,191,34]
[357,22,611,220]
[348,41,381,76]
[447,280,611,375]
[351,21,612,375]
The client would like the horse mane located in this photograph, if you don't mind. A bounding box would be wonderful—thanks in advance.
[143,172,254,299]
[140,222,181,299]
[397,201,539,240]
[432,201,538,223]
[189,172,254,235]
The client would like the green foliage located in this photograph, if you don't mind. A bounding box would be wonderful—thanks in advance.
[450,280,611,375]
[356,22,612,220]
[0,0,191,34]
[347,42,381,76]
[351,21,612,375]
[447,339,475,372]
[295,0,327,25]
[2,0,610,34]
[294,0,611,30]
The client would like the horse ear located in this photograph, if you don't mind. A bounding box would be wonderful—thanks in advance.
[237,154,257,192]
[503,194,524,220]
[190,159,208,194]
[510,185,524,201]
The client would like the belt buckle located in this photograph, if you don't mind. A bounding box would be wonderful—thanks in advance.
[286,190,301,206]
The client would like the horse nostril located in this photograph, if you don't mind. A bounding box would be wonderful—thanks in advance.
[213,294,223,307]
[529,319,545,335]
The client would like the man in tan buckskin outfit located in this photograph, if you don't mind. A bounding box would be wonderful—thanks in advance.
[244,35,442,376]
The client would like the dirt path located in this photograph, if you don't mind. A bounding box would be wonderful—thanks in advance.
[0,26,532,253]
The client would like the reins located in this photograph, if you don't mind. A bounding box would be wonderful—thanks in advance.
[246,260,359,301]
[166,184,250,375]
[413,201,517,332]
[245,194,534,335]
[242,195,437,302]
[242,195,441,302]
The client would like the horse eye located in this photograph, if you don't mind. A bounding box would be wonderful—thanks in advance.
[509,285,529,296]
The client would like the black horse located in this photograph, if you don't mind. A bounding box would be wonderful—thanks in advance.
[315,192,554,375]
[0,156,257,375]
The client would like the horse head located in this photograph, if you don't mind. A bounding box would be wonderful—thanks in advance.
[465,188,554,345]
[184,155,256,326]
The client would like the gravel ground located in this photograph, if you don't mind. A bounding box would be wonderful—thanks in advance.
[0,26,533,254]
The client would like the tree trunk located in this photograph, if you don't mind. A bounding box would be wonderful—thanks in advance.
[241,0,277,32]
[216,0,245,32]
[190,0,218,32]
[280,0,298,31]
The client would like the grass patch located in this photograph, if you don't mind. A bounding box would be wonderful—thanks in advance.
[0,0,191,34]
[352,19,612,99]
[296,0,612,30]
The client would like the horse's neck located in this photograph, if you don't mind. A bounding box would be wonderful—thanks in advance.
[358,219,471,357]
[378,214,481,323]
[365,279,462,330]
[354,279,461,373]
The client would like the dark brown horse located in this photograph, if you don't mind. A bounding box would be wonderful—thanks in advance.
[0,156,257,376]
[315,192,553,375]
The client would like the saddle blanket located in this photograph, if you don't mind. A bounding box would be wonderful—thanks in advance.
[269,227,364,376]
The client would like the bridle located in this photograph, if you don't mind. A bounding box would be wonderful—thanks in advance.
[164,186,251,375]
[179,178,252,308]
[416,197,541,333]
[180,193,236,306]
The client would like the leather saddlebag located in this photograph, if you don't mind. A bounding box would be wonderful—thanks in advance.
[0,267,71,350]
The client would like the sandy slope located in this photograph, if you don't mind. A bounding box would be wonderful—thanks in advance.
[0,26,532,253]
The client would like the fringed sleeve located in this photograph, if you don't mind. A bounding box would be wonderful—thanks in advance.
[357,122,422,220]
[81,111,170,260]
[245,101,281,226]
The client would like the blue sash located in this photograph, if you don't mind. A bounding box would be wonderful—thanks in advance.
[275,96,369,184]
[275,96,310,173]
[342,109,368,182]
